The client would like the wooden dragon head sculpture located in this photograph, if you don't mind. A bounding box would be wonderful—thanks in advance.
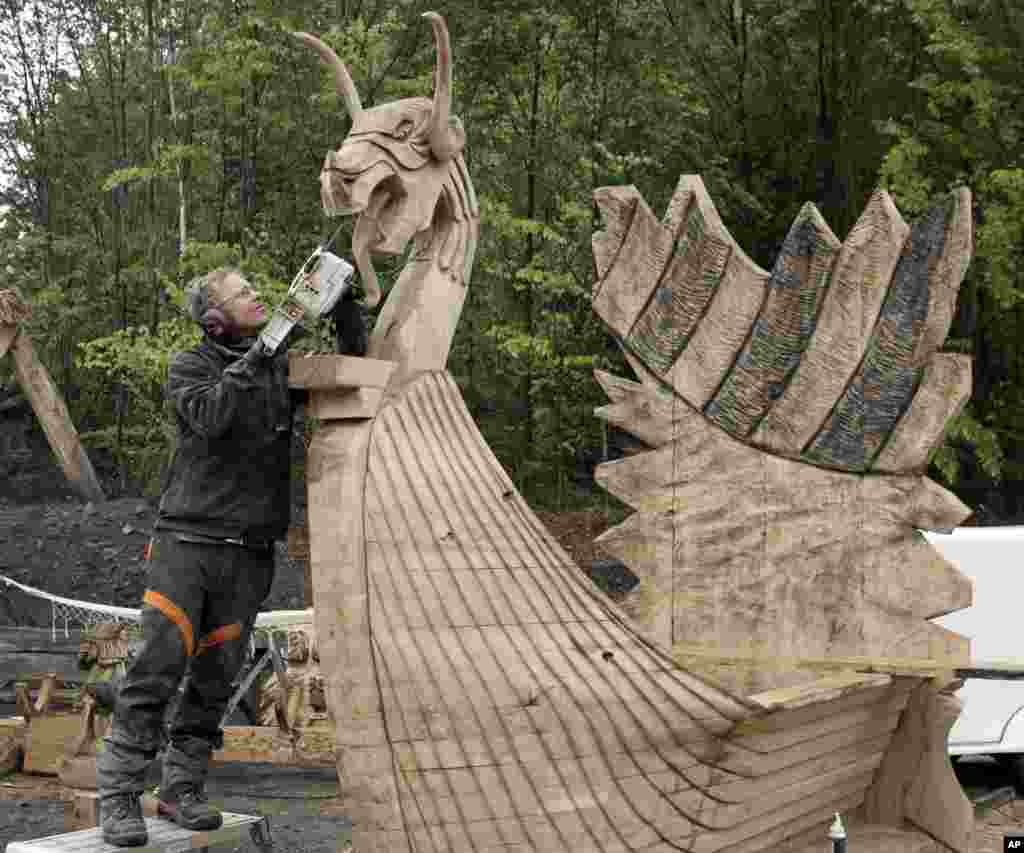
[294,13,478,384]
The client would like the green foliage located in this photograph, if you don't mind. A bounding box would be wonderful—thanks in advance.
[929,406,1003,486]
[77,320,198,494]
[879,126,935,215]
[878,0,1024,501]
[2,0,1023,518]
[977,168,1024,310]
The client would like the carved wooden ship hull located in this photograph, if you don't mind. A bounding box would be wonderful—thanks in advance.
[293,14,971,851]
[303,368,963,853]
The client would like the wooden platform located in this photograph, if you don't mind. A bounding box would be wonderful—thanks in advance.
[4,812,270,853]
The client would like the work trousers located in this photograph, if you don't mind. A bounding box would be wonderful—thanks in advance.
[97,531,275,797]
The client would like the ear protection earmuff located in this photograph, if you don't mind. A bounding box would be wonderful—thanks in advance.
[201,306,237,338]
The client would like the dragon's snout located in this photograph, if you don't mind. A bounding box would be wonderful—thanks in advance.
[319,149,398,218]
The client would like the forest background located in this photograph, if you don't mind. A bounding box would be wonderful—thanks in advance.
[0,0,1022,521]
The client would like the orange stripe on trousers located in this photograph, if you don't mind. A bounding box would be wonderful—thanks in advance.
[197,622,242,655]
[143,589,194,658]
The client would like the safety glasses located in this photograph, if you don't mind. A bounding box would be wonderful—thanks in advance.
[213,283,258,309]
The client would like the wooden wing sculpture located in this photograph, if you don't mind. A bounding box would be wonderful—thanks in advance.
[291,15,972,853]
[591,178,974,695]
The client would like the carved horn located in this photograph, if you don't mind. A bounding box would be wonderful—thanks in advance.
[423,12,465,161]
[292,31,363,121]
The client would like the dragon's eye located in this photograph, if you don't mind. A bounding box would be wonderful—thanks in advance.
[395,119,414,139]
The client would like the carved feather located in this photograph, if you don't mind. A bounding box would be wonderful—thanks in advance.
[593,177,973,474]
[592,178,975,694]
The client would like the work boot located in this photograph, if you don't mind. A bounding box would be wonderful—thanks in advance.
[100,792,148,847]
[158,783,223,831]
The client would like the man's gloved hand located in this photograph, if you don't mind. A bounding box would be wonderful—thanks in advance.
[331,289,369,357]
[242,339,271,366]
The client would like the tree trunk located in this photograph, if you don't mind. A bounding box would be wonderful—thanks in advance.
[519,34,543,493]
[815,0,848,231]
[734,0,751,188]
[147,0,160,334]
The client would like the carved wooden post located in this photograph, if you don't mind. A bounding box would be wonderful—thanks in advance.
[0,290,105,504]
[289,353,406,853]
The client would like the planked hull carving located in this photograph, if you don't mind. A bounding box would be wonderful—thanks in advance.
[306,369,936,852]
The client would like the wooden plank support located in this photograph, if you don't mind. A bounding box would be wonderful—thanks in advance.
[307,387,384,421]
[5,811,269,853]
[23,712,84,775]
[7,330,105,503]
[287,353,395,390]
[673,646,1024,683]
[672,647,969,680]
[864,679,973,852]
[289,353,395,423]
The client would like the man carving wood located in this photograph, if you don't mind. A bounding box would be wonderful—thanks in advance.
[96,267,365,846]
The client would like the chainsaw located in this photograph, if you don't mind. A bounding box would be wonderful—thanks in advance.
[257,240,355,356]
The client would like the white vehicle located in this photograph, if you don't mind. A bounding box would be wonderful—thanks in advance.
[927,526,1024,785]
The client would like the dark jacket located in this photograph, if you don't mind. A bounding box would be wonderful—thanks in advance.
[156,335,295,542]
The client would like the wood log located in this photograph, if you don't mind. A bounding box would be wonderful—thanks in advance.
[0,734,19,774]
[65,790,100,832]
[8,330,105,503]
[23,711,83,774]
[33,672,57,714]
[305,403,404,844]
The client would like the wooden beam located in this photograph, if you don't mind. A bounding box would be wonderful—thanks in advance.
[304,401,404,837]
[669,645,1020,682]
[287,353,395,390]
[864,680,973,852]
[23,711,83,774]
[213,724,335,767]
[747,672,894,713]
[307,387,384,421]
[9,330,106,503]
